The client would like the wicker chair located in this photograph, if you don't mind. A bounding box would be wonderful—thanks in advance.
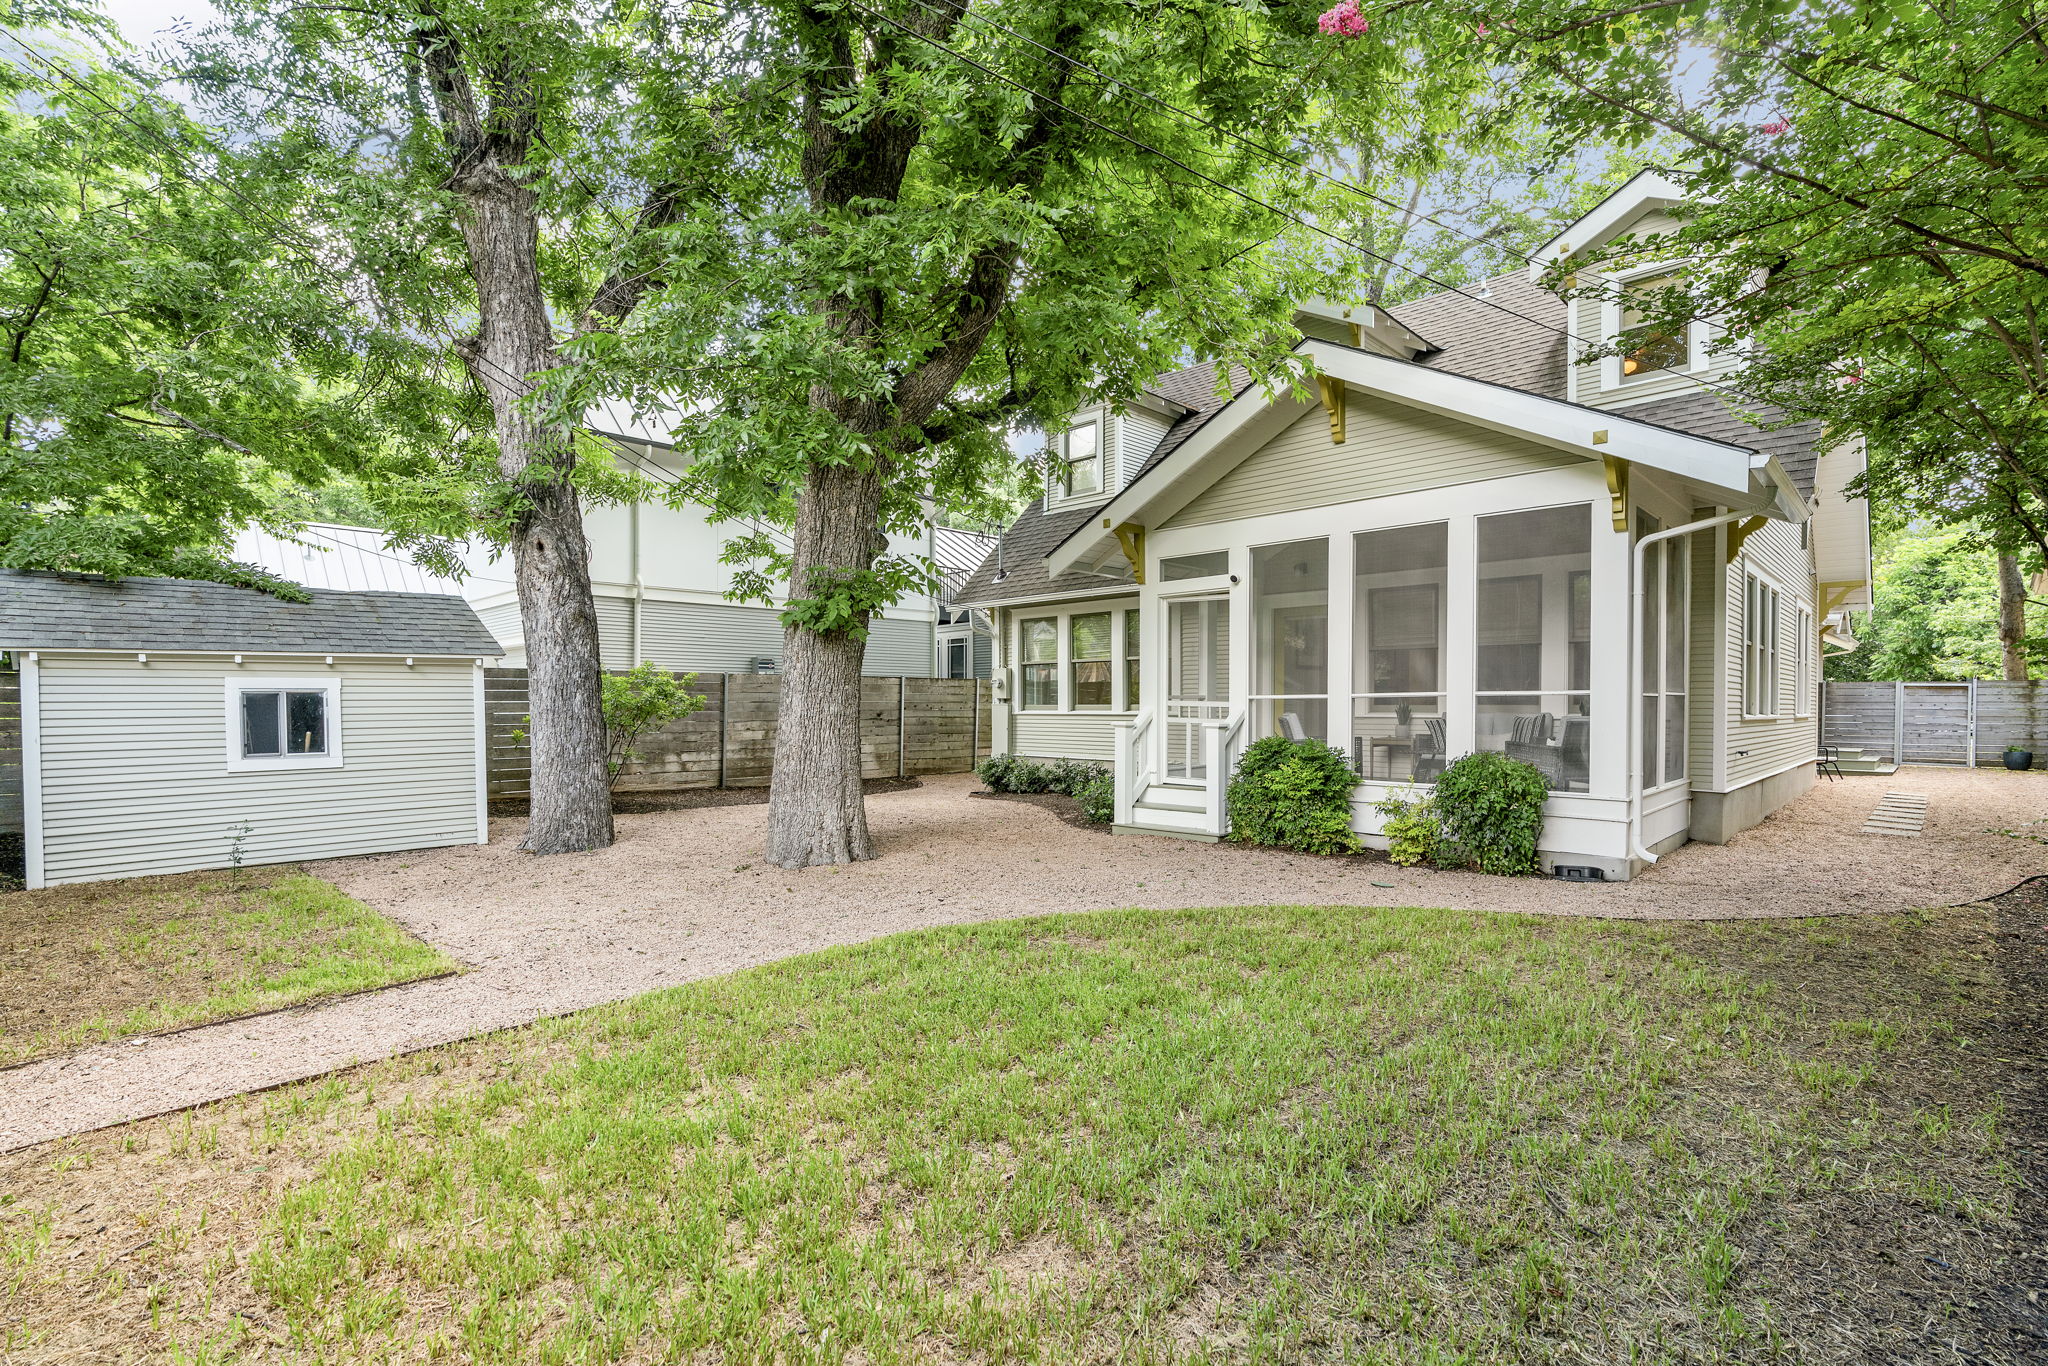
[1413,716,1450,782]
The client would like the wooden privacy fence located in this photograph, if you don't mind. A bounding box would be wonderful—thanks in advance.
[486,669,993,799]
[1822,679,2048,766]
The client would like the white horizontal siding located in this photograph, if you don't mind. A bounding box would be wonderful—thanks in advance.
[610,598,933,676]
[1163,396,1578,528]
[1011,712,1121,761]
[473,599,522,654]
[1726,519,1817,789]
[33,655,480,885]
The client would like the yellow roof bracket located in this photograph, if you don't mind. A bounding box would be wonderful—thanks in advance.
[1315,374,1346,444]
[1602,455,1630,533]
[1724,515,1768,563]
[1112,522,1147,585]
[1818,580,1860,620]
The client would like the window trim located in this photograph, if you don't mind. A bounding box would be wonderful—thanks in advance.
[1068,610,1114,711]
[1793,605,1814,718]
[1048,419,1106,504]
[1012,602,1139,714]
[224,676,343,772]
[1016,617,1060,710]
[1740,570,1782,720]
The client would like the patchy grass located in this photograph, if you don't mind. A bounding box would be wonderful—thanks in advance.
[0,867,459,1065]
[0,904,2024,1364]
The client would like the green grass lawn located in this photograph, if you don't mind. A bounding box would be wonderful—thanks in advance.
[0,867,460,1065]
[0,904,2021,1364]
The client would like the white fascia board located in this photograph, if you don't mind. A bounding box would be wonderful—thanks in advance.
[1296,298,1433,358]
[1123,390,1193,420]
[1045,341,1776,580]
[1529,169,1688,279]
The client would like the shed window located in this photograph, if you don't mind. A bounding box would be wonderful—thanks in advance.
[226,677,343,770]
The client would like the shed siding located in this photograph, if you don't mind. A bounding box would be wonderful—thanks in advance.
[1725,518,1818,789]
[1162,395,1578,529]
[33,654,479,885]
[1011,712,1121,761]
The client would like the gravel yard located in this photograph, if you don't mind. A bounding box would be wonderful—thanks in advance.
[1,765,2040,1152]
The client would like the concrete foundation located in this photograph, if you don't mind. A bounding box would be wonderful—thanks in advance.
[1688,761,1818,845]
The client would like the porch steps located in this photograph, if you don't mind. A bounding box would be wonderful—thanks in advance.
[1117,783,1222,842]
[1829,746,1897,775]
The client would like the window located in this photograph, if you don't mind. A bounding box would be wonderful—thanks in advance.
[1794,606,1814,717]
[1251,538,1329,742]
[1059,421,1102,498]
[1124,607,1141,706]
[1476,505,1592,791]
[1619,273,1691,381]
[1743,573,1781,717]
[941,636,969,679]
[1070,612,1112,709]
[225,677,341,771]
[1160,550,1230,581]
[1353,522,1447,782]
[1019,618,1058,708]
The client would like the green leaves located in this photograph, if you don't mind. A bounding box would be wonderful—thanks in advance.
[1226,735,1365,856]
[1430,751,1552,876]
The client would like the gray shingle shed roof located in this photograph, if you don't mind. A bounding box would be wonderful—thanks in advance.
[0,570,504,656]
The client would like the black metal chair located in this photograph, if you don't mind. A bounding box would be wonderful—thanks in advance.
[1817,743,1843,781]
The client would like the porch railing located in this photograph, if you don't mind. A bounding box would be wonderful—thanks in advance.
[1201,710,1246,838]
[1113,708,1155,827]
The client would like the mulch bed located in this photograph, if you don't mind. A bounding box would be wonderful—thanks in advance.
[1975,875,2048,1357]
[490,776,921,818]
[968,788,1113,834]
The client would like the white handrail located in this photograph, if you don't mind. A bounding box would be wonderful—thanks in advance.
[1114,707,1154,827]
[1201,709,1246,837]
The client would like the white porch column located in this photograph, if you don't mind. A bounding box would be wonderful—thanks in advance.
[1328,529,1357,760]
[1443,514,1478,759]
[1588,509,1634,798]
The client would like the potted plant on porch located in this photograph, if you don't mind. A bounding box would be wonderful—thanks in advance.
[2004,742,2034,771]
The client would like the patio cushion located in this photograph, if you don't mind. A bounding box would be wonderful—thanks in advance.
[1509,713,1554,746]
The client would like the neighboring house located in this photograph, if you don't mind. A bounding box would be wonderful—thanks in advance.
[0,570,500,888]
[955,172,1872,879]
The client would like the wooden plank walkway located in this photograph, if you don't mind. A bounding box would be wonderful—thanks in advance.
[1861,791,1929,837]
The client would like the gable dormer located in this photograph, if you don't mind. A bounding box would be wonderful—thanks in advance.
[1530,170,1733,410]
[1040,391,1192,510]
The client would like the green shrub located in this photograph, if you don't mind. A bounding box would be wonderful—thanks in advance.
[1225,736,1363,855]
[1430,751,1551,875]
[600,663,707,789]
[1373,786,1446,867]
[976,754,1114,824]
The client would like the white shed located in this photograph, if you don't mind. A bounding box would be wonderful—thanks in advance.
[0,570,503,888]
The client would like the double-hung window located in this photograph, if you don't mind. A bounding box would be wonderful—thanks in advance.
[1070,612,1112,709]
[226,677,342,771]
[1059,421,1102,498]
[1794,606,1814,717]
[1742,574,1781,717]
[1019,619,1058,709]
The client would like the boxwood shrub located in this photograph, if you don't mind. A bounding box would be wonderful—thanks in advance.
[1429,751,1551,875]
[974,754,1114,824]
[1225,736,1363,855]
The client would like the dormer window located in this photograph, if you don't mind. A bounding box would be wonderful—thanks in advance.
[1618,273,1690,381]
[1059,421,1102,497]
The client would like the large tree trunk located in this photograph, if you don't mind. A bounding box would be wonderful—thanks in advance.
[765,459,888,868]
[423,25,613,854]
[1999,553,2029,681]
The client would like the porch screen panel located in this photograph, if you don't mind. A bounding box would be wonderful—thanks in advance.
[1476,504,1592,791]
[1250,538,1329,741]
[1639,514,1661,796]
[1352,522,1447,781]
[1019,617,1058,709]
[1663,533,1688,783]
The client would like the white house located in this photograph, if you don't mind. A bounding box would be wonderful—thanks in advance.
[955,173,1872,879]
[1,570,501,888]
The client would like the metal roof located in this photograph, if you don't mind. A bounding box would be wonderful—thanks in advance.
[0,569,504,656]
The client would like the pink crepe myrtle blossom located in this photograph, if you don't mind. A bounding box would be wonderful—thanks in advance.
[1758,118,1791,135]
[1318,0,1372,37]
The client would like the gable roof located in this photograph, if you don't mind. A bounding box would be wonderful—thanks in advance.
[0,570,504,656]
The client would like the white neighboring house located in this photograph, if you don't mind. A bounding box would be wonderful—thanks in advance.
[236,432,997,680]
[1,569,501,889]
[955,173,1872,879]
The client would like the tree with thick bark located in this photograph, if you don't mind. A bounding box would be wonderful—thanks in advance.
[187,0,745,853]
[563,0,1496,868]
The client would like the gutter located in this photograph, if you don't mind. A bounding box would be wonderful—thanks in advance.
[1628,510,1752,869]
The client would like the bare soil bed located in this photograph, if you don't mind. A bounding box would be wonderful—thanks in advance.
[0,867,458,1066]
[490,775,919,817]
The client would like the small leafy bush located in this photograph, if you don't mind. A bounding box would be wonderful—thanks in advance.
[601,663,707,789]
[1373,786,1445,867]
[1226,736,1362,855]
[975,754,1113,823]
[1430,751,1551,875]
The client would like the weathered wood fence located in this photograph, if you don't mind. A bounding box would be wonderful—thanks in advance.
[1823,679,2048,766]
[486,669,993,799]
[0,670,18,834]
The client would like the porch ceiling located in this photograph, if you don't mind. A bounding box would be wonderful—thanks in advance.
[1046,338,1803,582]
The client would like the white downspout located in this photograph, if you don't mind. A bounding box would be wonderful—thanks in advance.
[1629,510,1752,869]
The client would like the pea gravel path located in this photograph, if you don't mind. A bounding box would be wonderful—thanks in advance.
[3,767,2041,1152]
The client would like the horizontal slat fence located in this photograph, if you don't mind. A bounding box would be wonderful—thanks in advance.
[0,669,19,834]
[486,668,991,798]
[1823,679,2048,767]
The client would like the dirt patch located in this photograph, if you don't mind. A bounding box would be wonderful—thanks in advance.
[970,788,1112,834]
[490,775,921,817]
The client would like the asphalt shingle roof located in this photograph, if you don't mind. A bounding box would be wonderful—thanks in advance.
[959,271,1830,606]
[0,570,505,656]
